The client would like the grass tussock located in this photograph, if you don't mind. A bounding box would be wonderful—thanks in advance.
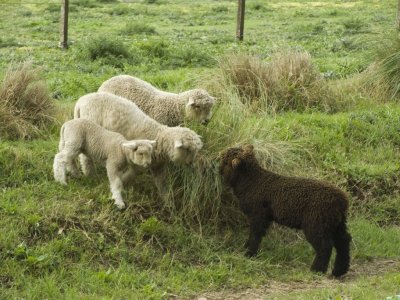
[160,89,306,228]
[78,36,133,68]
[361,31,400,101]
[213,51,339,113]
[0,63,54,140]
[121,22,157,35]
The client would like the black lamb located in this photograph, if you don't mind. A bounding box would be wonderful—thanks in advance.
[219,144,351,277]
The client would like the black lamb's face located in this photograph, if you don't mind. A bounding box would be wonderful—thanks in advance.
[219,147,242,186]
[219,144,255,186]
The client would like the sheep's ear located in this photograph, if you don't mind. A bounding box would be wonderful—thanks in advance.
[188,97,198,107]
[174,140,183,149]
[122,141,138,151]
[242,144,254,155]
[232,158,241,169]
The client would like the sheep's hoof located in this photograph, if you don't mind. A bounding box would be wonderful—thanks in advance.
[55,179,67,185]
[69,172,80,179]
[331,269,348,278]
[114,201,126,210]
[245,250,257,258]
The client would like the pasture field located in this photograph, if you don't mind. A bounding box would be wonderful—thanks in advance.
[1,0,400,299]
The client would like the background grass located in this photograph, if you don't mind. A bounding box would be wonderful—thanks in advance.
[1,0,400,299]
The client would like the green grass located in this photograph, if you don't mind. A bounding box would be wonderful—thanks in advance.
[1,0,400,298]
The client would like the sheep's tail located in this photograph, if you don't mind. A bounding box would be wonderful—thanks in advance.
[58,124,66,152]
[332,219,351,277]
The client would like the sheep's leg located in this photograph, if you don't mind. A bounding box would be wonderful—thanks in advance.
[121,167,137,185]
[332,222,351,277]
[245,215,271,257]
[53,149,79,185]
[67,157,80,178]
[106,164,126,210]
[151,164,168,200]
[306,234,333,274]
[53,152,68,185]
[79,153,95,176]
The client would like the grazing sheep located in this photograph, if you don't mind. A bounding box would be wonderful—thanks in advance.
[53,118,156,209]
[219,144,351,277]
[98,75,215,126]
[74,92,203,198]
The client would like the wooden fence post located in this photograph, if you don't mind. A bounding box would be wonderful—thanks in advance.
[60,0,69,49]
[236,0,245,41]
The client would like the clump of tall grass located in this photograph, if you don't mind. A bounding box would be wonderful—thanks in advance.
[343,17,366,34]
[212,51,338,113]
[77,36,133,68]
[136,39,215,69]
[362,32,400,101]
[160,89,305,229]
[0,63,54,140]
[121,22,157,35]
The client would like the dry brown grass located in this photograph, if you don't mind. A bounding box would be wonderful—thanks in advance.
[0,62,55,139]
[213,51,339,114]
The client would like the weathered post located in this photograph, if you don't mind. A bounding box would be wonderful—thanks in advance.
[60,0,69,49]
[236,0,245,41]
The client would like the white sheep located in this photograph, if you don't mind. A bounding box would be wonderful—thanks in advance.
[98,75,215,126]
[74,92,203,198]
[53,118,156,209]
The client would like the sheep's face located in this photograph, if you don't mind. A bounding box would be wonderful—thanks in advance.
[185,89,215,125]
[172,136,203,166]
[123,140,156,168]
[219,144,255,185]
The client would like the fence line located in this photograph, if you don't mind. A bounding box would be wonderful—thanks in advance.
[0,0,246,49]
[0,1,233,4]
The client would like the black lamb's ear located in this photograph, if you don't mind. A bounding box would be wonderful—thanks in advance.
[232,158,241,168]
[242,144,254,156]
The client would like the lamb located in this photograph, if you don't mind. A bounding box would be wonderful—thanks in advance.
[73,92,203,197]
[219,144,351,277]
[98,75,215,126]
[53,118,156,209]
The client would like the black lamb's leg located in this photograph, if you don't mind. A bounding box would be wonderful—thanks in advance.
[332,221,351,277]
[306,234,333,274]
[245,214,271,257]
